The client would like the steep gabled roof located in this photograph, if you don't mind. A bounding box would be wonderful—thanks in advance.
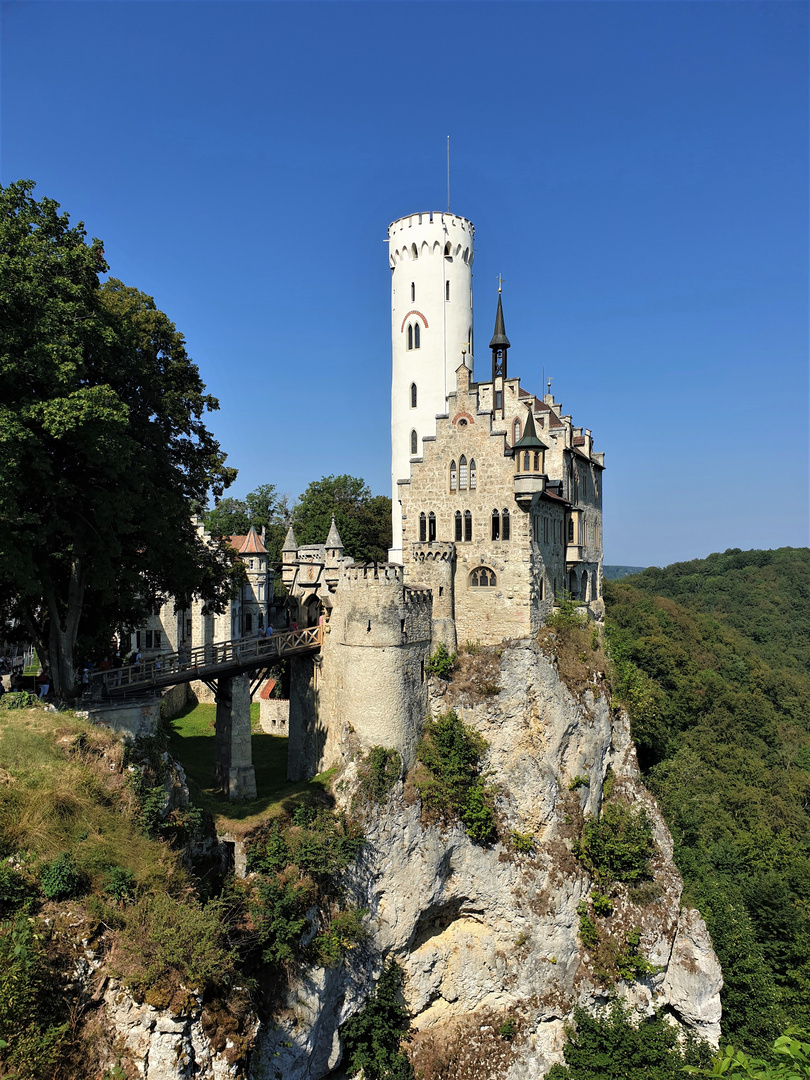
[513,408,548,451]
[489,293,511,349]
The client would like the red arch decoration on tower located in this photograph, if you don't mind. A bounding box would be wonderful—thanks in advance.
[400,310,429,332]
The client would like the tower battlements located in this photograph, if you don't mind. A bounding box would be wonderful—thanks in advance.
[339,562,405,588]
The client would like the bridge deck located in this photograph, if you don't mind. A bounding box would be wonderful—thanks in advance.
[89,626,322,699]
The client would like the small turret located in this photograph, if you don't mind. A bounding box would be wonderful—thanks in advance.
[325,517,345,560]
[513,408,549,507]
[490,289,510,418]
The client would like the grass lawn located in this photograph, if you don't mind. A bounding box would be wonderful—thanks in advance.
[167,701,335,834]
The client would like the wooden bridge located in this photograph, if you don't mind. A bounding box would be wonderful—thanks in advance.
[88,625,323,700]
[88,626,323,802]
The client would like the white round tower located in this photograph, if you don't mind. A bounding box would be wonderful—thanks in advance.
[388,211,475,561]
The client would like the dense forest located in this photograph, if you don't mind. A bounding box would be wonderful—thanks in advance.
[604,547,810,1050]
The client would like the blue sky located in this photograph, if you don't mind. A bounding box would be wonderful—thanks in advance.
[2,0,807,565]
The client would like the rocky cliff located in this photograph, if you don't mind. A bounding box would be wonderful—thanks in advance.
[252,638,722,1079]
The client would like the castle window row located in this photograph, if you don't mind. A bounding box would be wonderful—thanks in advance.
[407,322,421,350]
[418,512,437,542]
[449,456,476,491]
[454,510,473,542]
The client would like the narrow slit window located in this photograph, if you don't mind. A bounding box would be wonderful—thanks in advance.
[411,382,417,408]
[464,510,472,542]
[523,451,531,471]
[407,324,413,350]
[450,460,457,491]
[419,513,426,542]
[410,430,418,455]
[454,511,462,541]
[411,282,415,301]
[414,322,421,349]
[469,459,476,490]
[446,280,450,301]
[491,509,500,541]
[513,418,522,443]
[502,509,510,541]
[428,512,436,542]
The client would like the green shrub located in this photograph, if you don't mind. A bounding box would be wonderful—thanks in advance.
[357,747,402,803]
[547,594,586,631]
[426,643,456,680]
[615,928,658,982]
[577,901,599,949]
[310,908,367,967]
[512,830,535,854]
[628,880,662,907]
[0,691,39,710]
[40,852,84,901]
[103,866,136,903]
[591,891,613,917]
[0,915,71,1079]
[0,861,30,913]
[114,892,236,1001]
[572,804,656,885]
[547,1001,711,1079]
[499,1018,517,1041]
[340,960,414,1080]
[415,709,496,844]
[569,775,590,791]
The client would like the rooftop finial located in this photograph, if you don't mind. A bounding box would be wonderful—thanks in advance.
[497,273,504,294]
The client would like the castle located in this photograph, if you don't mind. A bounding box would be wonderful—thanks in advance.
[133,210,605,782]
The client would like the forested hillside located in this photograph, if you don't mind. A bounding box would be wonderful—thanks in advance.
[604,548,810,1051]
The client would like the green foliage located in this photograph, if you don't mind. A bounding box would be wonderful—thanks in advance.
[0,862,30,913]
[577,901,599,949]
[614,927,658,982]
[569,775,590,791]
[546,1001,711,1080]
[0,180,237,696]
[547,593,587,630]
[426,643,456,680]
[415,709,496,844]
[291,474,392,563]
[103,866,136,903]
[340,960,414,1080]
[39,852,84,901]
[205,483,292,576]
[114,893,236,1001]
[604,548,810,1045]
[310,908,367,967]
[572,804,656,885]
[0,691,39,710]
[246,804,364,968]
[0,915,71,1079]
[685,1030,810,1078]
[512,830,535,853]
[591,891,613,917]
[357,747,402,804]
[498,1018,517,1041]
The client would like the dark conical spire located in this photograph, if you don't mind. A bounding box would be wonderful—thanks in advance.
[514,406,548,450]
[489,292,511,349]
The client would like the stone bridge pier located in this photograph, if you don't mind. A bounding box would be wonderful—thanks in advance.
[213,673,256,800]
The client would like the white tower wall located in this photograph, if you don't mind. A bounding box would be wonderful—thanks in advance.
[389,211,475,561]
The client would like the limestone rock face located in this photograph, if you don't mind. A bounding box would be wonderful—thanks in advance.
[252,640,722,1080]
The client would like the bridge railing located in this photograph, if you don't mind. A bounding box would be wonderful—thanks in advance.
[89,625,323,698]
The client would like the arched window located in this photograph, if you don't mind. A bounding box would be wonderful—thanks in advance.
[444,241,452,257]
[469,459,477,490]
[513,418,522,444]
[470,566,497,588]
[464,510,472,542]
[410,382,417,408]
[502,508,510,541]
[411,282,415,301]
[534,451,541,471]
[411,243,418,260]
[449,460,457,491]
[568,518,575,543]
[407,324,413,350]
[419,513,426,542]
[428,512,436,542]
[459,455,468,490]
[523,451,531,471]
[446,281,450,301]
[491,509,500,541]
[414,322,421,349]
[454,511,462,541]
[410,429,418,455]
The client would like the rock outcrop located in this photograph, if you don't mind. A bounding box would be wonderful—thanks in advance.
[252,638,722,1080]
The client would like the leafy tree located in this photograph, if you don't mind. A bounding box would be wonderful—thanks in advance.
[292,474,391,563]
[340,960,414,1079]
[685,1030,810,1078]
[0,180,236,696]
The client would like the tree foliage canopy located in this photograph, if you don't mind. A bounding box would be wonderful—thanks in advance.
[0,180,237,694]
[291,474,391,563]
[605,548,810,1048]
